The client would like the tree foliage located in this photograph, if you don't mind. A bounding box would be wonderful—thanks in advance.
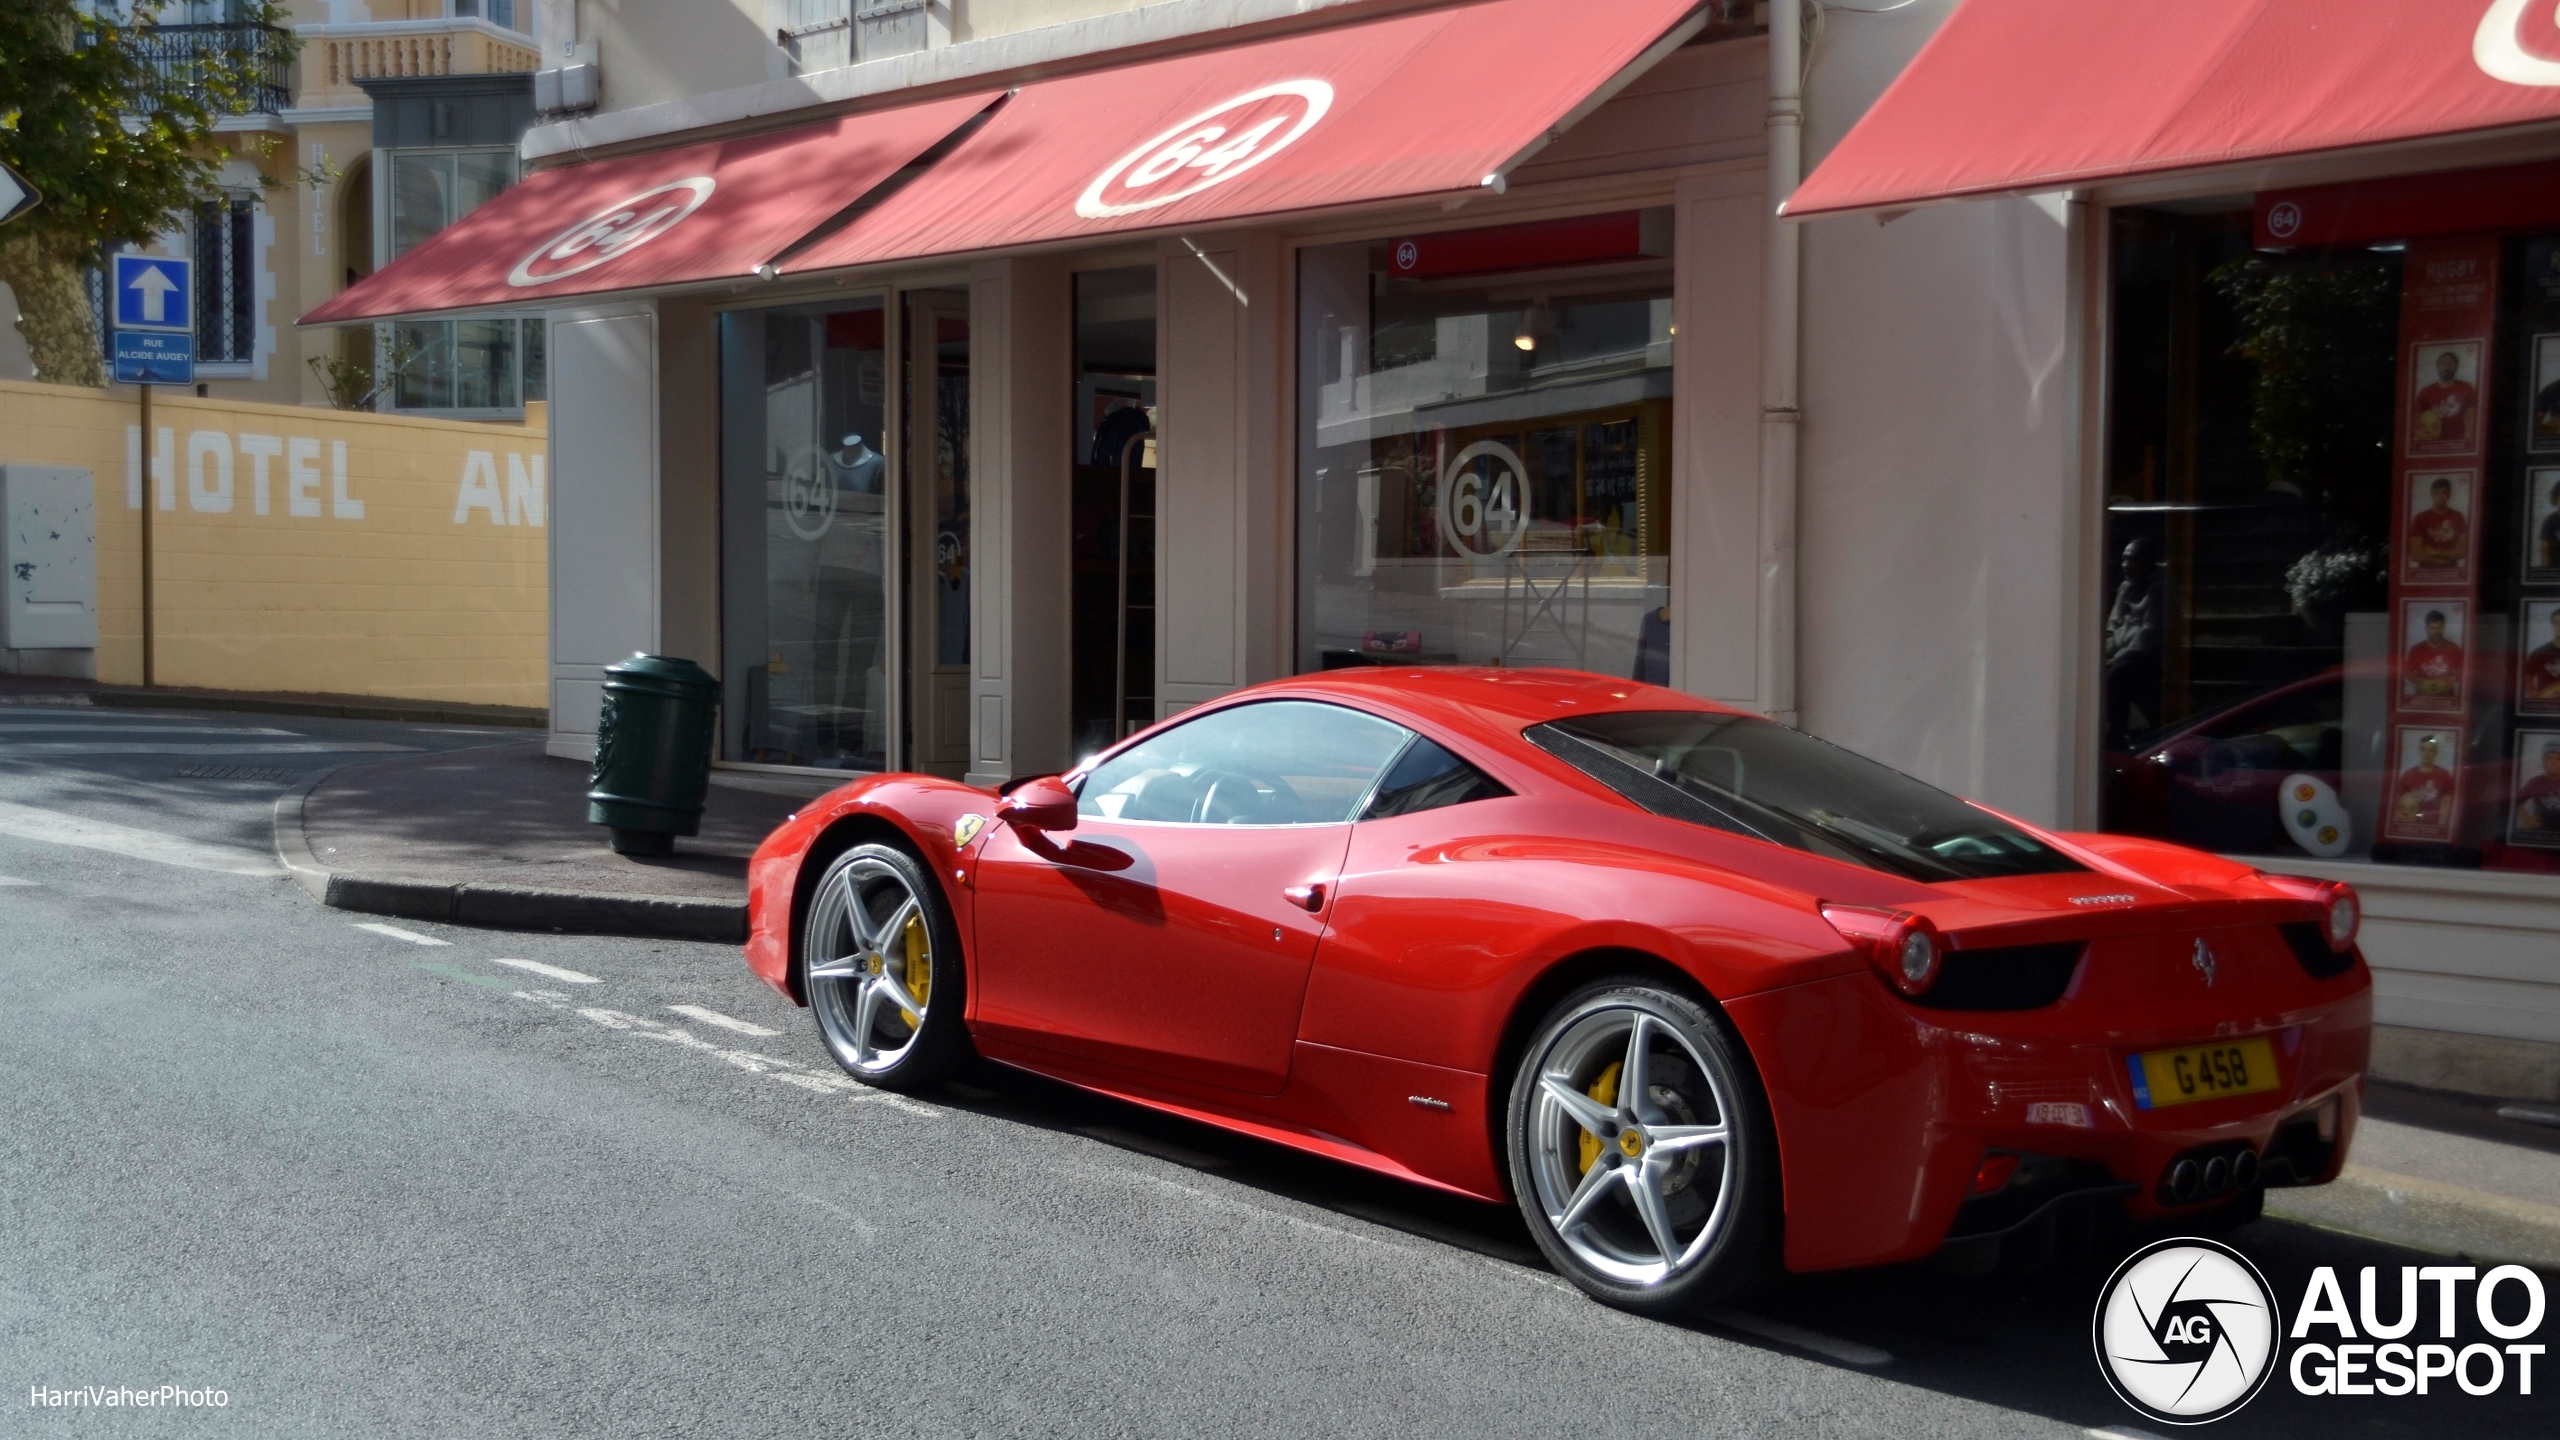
[2208,253,2400,499]
[0,0,296,384]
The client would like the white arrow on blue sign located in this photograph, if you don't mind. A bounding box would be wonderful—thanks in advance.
[111,253,193,333]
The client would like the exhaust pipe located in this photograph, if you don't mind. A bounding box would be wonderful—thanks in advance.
[2168,1158,2201,1203]
[2232,1148,2259,1191]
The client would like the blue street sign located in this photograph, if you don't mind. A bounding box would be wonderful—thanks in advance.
[111,253,192,333]
[113,330,194,386]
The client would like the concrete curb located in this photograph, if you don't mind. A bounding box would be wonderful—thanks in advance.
[2264,1164,2560,1271]
[272,770,748,944]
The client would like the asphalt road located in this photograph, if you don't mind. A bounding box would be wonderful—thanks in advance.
[1,703,2550,1436]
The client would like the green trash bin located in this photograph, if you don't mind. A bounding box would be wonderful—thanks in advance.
[587,653,721,856]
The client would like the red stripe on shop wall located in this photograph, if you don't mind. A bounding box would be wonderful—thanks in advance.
[2258,158,2560,250]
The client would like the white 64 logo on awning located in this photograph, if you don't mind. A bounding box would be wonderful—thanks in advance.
[508,177,717,287]
[2476,0,2560,86]
[1077,81,1333,220]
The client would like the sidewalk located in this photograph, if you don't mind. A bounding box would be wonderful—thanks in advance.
[0,673,543,728]
[278,739,816,942]
[2263,1083,2560,1271]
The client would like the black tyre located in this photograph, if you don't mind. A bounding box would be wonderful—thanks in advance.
[1505,980,1780,1314]
[802,841,971,1090]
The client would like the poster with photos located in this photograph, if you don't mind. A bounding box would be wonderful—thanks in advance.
[2386,725,2463,843]
[2402,470,2477,583]
[2513,731,2560,849]
[2398,598,2469,713]
[2533,334,2560,453]
[2408,339,2484,457]
[2530,466,2560,583]
[2523,599,2560,716]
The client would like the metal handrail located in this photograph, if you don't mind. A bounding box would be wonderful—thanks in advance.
[116,23,294,117]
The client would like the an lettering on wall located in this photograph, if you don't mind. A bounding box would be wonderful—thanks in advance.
[125,428,365,520]
[452,451,547,527]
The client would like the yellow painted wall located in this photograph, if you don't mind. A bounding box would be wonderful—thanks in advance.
[0,380,547,710]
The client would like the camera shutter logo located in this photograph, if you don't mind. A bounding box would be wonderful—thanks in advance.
[1076,81,1333,220]
[508,177,717,287]
[2093,1237,2281,1425]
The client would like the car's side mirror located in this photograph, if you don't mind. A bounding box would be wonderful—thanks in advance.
[998,775,1078,832]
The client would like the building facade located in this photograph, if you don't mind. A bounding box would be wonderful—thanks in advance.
[312,0,2560,1099]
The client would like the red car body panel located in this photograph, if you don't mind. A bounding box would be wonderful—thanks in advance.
[742,669,2373,1274]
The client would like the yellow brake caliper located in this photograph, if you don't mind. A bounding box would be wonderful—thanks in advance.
[1576,1061,1623,1176]
[898,913,930,1029]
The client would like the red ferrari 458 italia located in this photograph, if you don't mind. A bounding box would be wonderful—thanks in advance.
[742,669,2369,1314]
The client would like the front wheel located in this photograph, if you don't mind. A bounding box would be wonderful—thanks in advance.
[802,842,970,1090]
[1506,981,1779,1313]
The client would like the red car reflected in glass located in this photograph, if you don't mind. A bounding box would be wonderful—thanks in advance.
[745,669,2370,1316]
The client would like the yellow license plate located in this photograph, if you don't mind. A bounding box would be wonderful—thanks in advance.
[2127,1038,2280,1110]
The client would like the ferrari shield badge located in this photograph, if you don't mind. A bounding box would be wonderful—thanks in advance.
[953,814,988,847]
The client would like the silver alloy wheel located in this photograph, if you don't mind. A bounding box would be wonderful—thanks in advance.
[806,855,934,1076]
[1523,1005,1737,1288]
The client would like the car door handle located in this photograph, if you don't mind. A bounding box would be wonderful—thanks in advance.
[1283,883,1327,912]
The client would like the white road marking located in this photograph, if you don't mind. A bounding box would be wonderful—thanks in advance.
[666,1003,781,1037]
[0,742,415,756]
[0,800,281,875]
[353,921,450,946]
[490,957,599,984]
[1703,1309,1894,1367]
[559,1004,941,1115]
[0,876,35,887]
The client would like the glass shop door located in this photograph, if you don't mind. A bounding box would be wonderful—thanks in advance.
[1070,266,1160,761]
[904,291,972,779]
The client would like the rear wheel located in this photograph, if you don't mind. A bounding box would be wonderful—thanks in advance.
[803,842,970,1090]
[1506,981,1779,1313]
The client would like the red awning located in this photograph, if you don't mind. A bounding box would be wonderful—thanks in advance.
[1787,0,2560,220]
[784,0,1705,273]
[301,91,999,324]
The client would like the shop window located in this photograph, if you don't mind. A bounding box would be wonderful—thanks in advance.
[192,195,257,365]
[1071,266,1157,758]
[719,299,894,772]
[2102,204,2560,872]
[1295,214,1673,679]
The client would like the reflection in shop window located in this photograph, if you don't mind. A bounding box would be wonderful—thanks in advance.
[719,300,892,772]
[1295,214,1673,681]
[2102,203,2560,873]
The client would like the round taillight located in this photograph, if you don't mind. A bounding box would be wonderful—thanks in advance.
[1822,904,1944,997]
[2323,886,2359,952]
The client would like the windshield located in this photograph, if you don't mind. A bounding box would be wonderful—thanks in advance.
[1526,711,2083,883]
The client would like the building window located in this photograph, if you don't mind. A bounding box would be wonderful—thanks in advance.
[194,194,257,365]
[451,0,519,30]
[391,317,544,412]
[381,146,530,412]
[388,148,514,261]
[2103,199,2560,873]
[1295,214,1674,680]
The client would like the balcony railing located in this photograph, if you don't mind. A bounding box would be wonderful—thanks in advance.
[123,23,295,118]
[300,19,542,111]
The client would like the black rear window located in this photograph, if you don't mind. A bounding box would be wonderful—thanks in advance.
[1362,736,1508,820]
[1527,711,2083,883]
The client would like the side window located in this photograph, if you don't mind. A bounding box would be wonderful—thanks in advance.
[1078,700,1411,825]
[1361,736,1509,820]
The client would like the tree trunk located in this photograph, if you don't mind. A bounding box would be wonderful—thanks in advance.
[0,237,105,389]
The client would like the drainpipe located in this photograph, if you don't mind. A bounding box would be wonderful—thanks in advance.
[1761,0,1804,729]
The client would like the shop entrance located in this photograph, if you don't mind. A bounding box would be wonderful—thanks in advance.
[1070,266,1159,761]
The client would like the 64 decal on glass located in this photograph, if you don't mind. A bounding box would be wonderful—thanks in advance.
[1077,81,1332,219]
